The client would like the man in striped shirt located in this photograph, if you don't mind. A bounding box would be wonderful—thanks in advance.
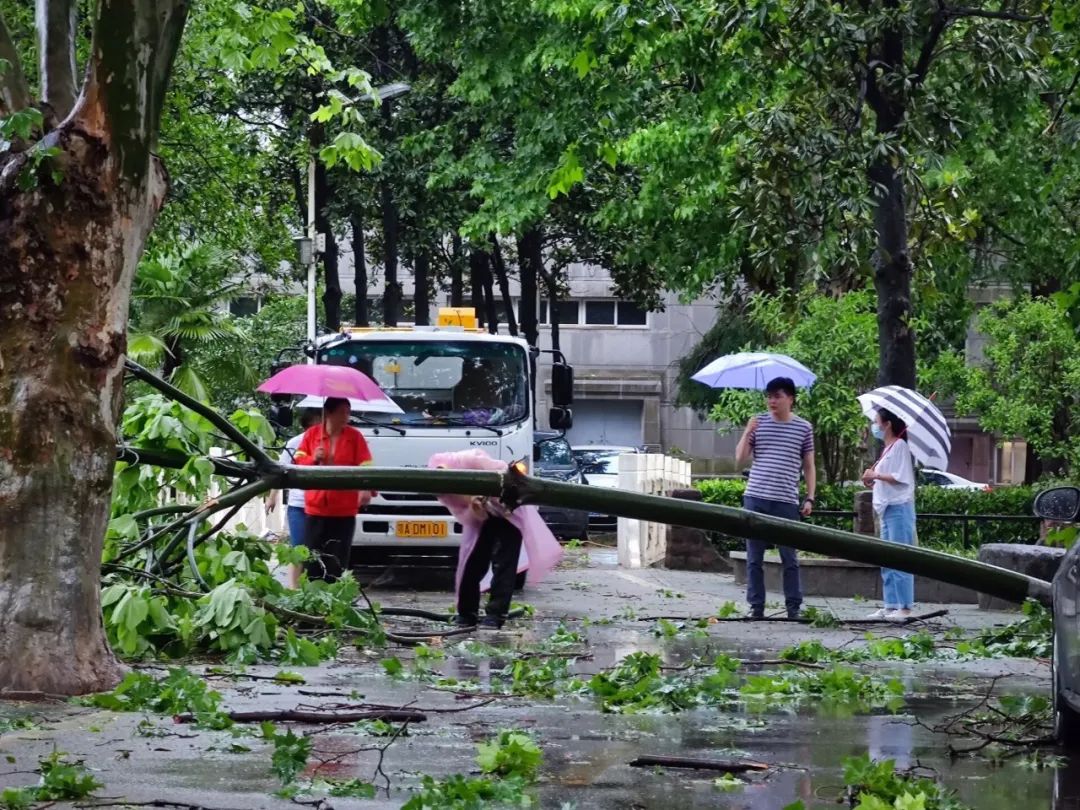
[735,377,816,619]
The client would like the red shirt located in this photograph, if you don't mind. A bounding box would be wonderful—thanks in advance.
[293,425,373,517]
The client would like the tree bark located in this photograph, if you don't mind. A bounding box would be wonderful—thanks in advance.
[471,249,497,334]
[489,234,518,336]
[0,0,189,695]
[381,180,400,327]
[35,0,78,121]
[350,212,369,326]
[450,233,464,307]
[413,250,430,326]
[542,268,561,353]
[0,16,30,116]
[517,228,540,349]
[469,246,484,325]
[315,161,341,332]
[866,17,916,390]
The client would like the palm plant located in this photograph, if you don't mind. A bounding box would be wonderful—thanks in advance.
[128,243,258,403]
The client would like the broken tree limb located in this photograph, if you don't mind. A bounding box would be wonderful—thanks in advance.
[124,360,277,471]
[628,755,770,772]
[174,708,427,724]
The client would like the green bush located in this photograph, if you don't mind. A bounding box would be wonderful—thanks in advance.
[695,479,1039,552]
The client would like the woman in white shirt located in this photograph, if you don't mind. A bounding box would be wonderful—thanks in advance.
[861,407,916,621]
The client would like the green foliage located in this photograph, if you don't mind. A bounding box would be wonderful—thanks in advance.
[262,722,313,785]
[843,754,970,810]
[402,773,533,810]
[929,297,1080,476]
[741,666,904,716]
[81,668,232,730]
[401,729,543,809]
[587,652,738,714]
[0,752,103,808]
[476,731,543,779]
[707,290,879,484]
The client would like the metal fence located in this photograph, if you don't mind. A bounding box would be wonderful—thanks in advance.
[807,510,1041,549]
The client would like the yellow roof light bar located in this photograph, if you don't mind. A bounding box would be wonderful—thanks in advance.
[437,307,478,328]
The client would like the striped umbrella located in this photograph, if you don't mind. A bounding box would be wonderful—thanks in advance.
[857,385,951,470]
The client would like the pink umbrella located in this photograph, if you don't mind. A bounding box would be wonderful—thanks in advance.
[258,363,398,410]
[428,449,564,595]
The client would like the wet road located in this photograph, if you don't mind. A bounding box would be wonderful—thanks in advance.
[0,547,1069,808]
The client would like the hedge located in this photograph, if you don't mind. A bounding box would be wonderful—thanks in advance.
[695,479,1039,553]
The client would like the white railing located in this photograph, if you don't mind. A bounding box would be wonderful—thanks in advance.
[617,453,692,568]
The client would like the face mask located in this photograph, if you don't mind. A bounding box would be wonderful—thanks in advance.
[870,423,885,441]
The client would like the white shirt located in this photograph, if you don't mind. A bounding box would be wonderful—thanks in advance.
[280,433,306,508]
[872,438,915,512]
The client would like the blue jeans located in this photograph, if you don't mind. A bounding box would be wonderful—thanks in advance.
[879,502,916,609]
[287,505,307,547]
[743,495,803,614]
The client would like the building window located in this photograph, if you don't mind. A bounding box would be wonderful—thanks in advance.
[617,301,648,326]
[229,296,260,317]
[537,298,650,327]
[585,300,616,325]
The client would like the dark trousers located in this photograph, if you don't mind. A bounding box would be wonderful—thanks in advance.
[743,495,803,613]
[457,517,523,620]
[303,515,355,583]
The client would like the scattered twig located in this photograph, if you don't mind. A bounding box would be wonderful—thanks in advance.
[628,755,770,772]
[76,801,246,810]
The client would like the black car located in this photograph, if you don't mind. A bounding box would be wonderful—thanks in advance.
[533,431,590,542]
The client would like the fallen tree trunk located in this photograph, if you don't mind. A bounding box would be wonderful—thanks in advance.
[273,465,1051,606]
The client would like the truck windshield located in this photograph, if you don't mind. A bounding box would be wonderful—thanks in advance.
[317,339,529,427]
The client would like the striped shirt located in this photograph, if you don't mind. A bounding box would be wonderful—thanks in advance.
[746,412,815,505]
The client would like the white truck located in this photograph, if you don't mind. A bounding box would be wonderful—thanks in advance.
[272,308,574,580]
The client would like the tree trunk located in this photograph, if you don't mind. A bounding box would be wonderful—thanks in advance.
[543,269,561,353]
[469,247,484,325]
[0,0,189,694]
[471,249,498,334]
[517,228,540,349]
[350,212,369,326]
[414,250,430,326]
[489,234,518,337]
[381,181,400,327]
[866,20,916,390]
[315,162,341,332]
[450,233,464,307]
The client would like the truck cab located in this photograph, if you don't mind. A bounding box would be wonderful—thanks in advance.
[275,308,572,580]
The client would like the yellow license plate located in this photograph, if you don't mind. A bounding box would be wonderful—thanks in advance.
[396,521,448,539]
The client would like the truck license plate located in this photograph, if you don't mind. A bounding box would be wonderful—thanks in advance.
[396,521,448,539]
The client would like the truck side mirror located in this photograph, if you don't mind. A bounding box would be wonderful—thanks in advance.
[551,363,574,407]
[549,407,573,431]
[1034,486,1080,522]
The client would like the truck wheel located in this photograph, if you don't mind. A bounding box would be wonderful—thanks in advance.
[514,571,527,591]
[1055,633,1080,747]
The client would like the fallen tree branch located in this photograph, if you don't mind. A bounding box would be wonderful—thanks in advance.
[125,360,278,471]
[174,708,426,724]
[628,755,770,772]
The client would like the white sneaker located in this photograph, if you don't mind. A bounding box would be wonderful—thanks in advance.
[886,609,912,622]
[866,608,891,619]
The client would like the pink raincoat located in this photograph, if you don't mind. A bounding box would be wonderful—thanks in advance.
[428,449,563,595]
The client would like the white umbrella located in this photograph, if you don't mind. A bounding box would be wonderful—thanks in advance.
[691,352,817,390]
[858,385,951,470]
[295,394,404,415]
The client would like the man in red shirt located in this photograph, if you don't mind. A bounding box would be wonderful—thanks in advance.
[293,397,374,582]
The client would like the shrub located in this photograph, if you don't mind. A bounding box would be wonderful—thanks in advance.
[695,479,1039,552]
